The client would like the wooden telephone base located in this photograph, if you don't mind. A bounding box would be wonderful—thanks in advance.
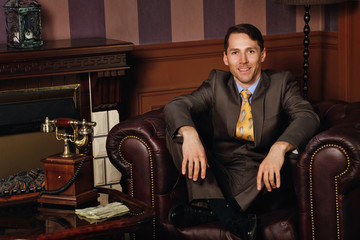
[38,154,99,207]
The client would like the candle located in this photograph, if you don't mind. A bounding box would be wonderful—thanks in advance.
[13,32,20,43]
[25,31,33,39]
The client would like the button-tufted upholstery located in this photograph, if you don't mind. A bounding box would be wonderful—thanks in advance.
[106,101,360,240]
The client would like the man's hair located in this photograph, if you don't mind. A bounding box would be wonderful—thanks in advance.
[224,24,264,53]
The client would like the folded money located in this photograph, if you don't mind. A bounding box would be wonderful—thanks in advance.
[75,202,130,223]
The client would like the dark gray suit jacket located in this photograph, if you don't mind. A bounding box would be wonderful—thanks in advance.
[164,69,319,203]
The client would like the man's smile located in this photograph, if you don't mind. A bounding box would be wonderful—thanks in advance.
[239,67,251,72]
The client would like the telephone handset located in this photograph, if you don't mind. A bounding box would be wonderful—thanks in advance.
[41,117,96,158]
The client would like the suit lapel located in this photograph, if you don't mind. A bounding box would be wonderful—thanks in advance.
[226,75,242,137]
[252,72,269,147]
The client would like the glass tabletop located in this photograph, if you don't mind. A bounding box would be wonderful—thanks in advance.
[0,187,154,239]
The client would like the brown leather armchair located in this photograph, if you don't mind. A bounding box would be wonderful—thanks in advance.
[106,101,360,240]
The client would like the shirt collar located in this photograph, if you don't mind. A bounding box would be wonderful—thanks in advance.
[235,76,261,96]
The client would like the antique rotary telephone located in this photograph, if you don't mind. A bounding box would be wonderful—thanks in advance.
[41,117,96,157]
[39,117,98,205]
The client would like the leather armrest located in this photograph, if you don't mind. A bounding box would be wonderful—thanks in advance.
[296,122,360,240]
[106,109,187,221]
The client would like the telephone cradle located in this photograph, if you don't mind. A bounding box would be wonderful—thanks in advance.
[37,154,99,207]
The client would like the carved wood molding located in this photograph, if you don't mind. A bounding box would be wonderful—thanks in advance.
[0,54,129,80]
[0,38,133,81]
[131,39,223,62]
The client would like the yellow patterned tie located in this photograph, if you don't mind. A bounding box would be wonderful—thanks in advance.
[236,90,254,141]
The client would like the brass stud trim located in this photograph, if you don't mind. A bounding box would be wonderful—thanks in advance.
[118,135,156,240]
[309,144,350,240]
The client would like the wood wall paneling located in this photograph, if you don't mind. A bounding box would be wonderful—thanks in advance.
[338,2,351,102]
[313,32,338,102]
[338,1,360,103]
[138,87,197,114]
[128,31,338,118]
[341,1,360,103]
[129,39,227,116]
[348,4,360,103]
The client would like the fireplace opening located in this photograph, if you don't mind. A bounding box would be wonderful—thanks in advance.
[0,84,81,178]
[0,84,81,135]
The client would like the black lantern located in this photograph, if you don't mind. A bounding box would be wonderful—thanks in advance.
[3,0,43,48]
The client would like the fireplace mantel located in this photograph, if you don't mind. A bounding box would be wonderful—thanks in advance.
[0,38,133,80]
[0,38,133,124]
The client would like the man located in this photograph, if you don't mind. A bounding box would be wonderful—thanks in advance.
[163,24,319,239]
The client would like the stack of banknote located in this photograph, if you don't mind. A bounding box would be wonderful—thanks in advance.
[75,202,130,223]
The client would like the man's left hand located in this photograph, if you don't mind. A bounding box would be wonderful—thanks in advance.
[256,141,294,192]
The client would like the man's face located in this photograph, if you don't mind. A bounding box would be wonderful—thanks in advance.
[223,33,266,89]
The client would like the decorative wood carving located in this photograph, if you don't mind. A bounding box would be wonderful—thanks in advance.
[0,54,128,80]
[0,38,133,80]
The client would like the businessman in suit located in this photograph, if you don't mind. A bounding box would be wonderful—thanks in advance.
[164,24,319,239]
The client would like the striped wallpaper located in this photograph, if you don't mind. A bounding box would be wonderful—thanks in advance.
[0,0,338,46]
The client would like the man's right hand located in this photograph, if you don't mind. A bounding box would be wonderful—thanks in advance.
[178,126,209,181]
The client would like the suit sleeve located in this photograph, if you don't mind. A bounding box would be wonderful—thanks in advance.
[276,73,320,150]
[163,70,216,138]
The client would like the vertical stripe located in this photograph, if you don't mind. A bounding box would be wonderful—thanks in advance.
[267,0,296,35]
[171,0,204,42]
[235,0,267,35]
[137,0,172,45]
[204,0,235,40]
[0,0,7,44]
[41,0,70,40]
[68,0,106,39]
[310,5,323,31]
[296,6,304,32]
[104,0,139,45]
[325,4,337,31]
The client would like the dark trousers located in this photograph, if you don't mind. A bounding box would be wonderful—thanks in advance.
[165,131,297,213]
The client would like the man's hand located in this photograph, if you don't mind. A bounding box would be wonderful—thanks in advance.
[256,141,294,192]
[178,126,209,181]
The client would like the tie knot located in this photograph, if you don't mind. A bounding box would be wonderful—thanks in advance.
[241,90,252,100]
